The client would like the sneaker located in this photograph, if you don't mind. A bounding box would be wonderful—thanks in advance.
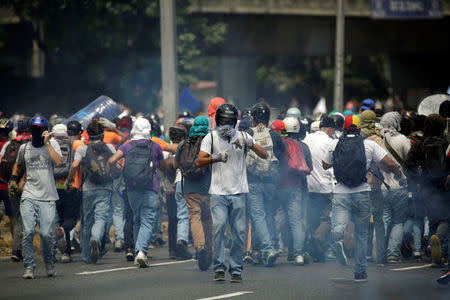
[154,236,166,246]
[287,252,295,262]
[430,235,442,265]
[437,270,450,285]
[230,273,242,283]
[11,250,23,262]
[23,267,34,279]
[126,248,135,262]
[354,271,368,283]
[114,240,124,252]
[90,240,99,264]
[197,246,209,271]
[243,251,253,264]
[214,271,225,281]
[325,249,336,260]
[62,253,72,263]
[413,251,422,262]
[294,255,304,266]
[45,262,56,277]
[387,255,400,264]
[136,250,150,268]
[55,226,67,254]
[99,244,109,258]
[303,252,311,264]
[264,251,277,267]
[253,251,263,264]
[336,241,348,266]
[176,240,192,260]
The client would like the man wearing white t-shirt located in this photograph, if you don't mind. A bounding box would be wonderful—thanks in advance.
[322,115,400,283]
[303,116,336,262]
[197,103,267,283]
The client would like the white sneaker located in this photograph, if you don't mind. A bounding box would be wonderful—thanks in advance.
[294,255,304,266]
[23,267,34,279]
[45,262,56,277]
[136,250,150,268]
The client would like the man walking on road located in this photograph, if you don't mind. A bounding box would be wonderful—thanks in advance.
[197,103,267,282]
[8,116,63,279]
[322,115,401,282]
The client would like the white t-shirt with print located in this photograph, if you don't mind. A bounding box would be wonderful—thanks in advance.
[200,130,254,195]
[323,136,387,194]
[17,140,62,201]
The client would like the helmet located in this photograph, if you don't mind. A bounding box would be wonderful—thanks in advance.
[215,104,238,127]
[330,113,345,131]
[250,103,271,126]
[361,98,375,111]
[168,125,186,142]
[147,113,160,124]
[29,116,49,129]
[286,107,301,120]
[178,109,192,119]
[0,118,13,132]
[343,115,361,131]
[283,117,300,133]
[181,118,194,133]
[67,120,83,135]
[270,120,286,134]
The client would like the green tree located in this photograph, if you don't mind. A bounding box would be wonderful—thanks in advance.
[3,0,227,112]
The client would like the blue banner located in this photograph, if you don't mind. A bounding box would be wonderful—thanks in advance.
[371,0,442,19]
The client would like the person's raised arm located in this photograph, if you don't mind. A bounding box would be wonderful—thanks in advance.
[43,131,63,166]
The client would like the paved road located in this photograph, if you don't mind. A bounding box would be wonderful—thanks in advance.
[0,246,448,300]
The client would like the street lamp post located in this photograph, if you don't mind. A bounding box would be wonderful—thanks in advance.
[333,0,345,112]
[160,0,178,133]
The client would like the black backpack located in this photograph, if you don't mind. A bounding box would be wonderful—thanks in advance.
[178,136,208,178]
[81,142,113,185]
[122,140,154,190]
[332,135,367,188]
[0,140,28,181]
[422,136,449,180]
[53,136,74,179]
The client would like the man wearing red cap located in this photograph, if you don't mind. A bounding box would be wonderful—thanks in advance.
[322,115,400,282]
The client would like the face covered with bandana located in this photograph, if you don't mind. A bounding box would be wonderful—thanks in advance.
[30,126,45,147]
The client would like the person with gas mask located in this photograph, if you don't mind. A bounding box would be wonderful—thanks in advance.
[197,103,268,283]
[8,116,63,279]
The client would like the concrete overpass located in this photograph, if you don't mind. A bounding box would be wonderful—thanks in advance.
[188,0,450,110]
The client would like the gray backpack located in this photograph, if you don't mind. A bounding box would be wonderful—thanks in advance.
[246,127,279,177]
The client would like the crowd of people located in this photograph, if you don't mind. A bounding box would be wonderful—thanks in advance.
[0,96,449,285]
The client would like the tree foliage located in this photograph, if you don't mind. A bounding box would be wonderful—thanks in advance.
[2,0,227,112]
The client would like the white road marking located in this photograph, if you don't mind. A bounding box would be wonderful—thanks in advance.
[195,291,254,300]
[390,264,432,271]
[76,259,196,275]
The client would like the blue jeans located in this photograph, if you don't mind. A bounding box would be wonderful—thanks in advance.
[175,182,189,242]
[210,194,246,275]
[21,199,56,269]
[127,190,158,253]
[332,192,371,274]
[281,189,306,256]
[247,182,276,254]
[82,190,111,263]
[403,218,423,253]
[383,188,408,258]
[110,190,125,241]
